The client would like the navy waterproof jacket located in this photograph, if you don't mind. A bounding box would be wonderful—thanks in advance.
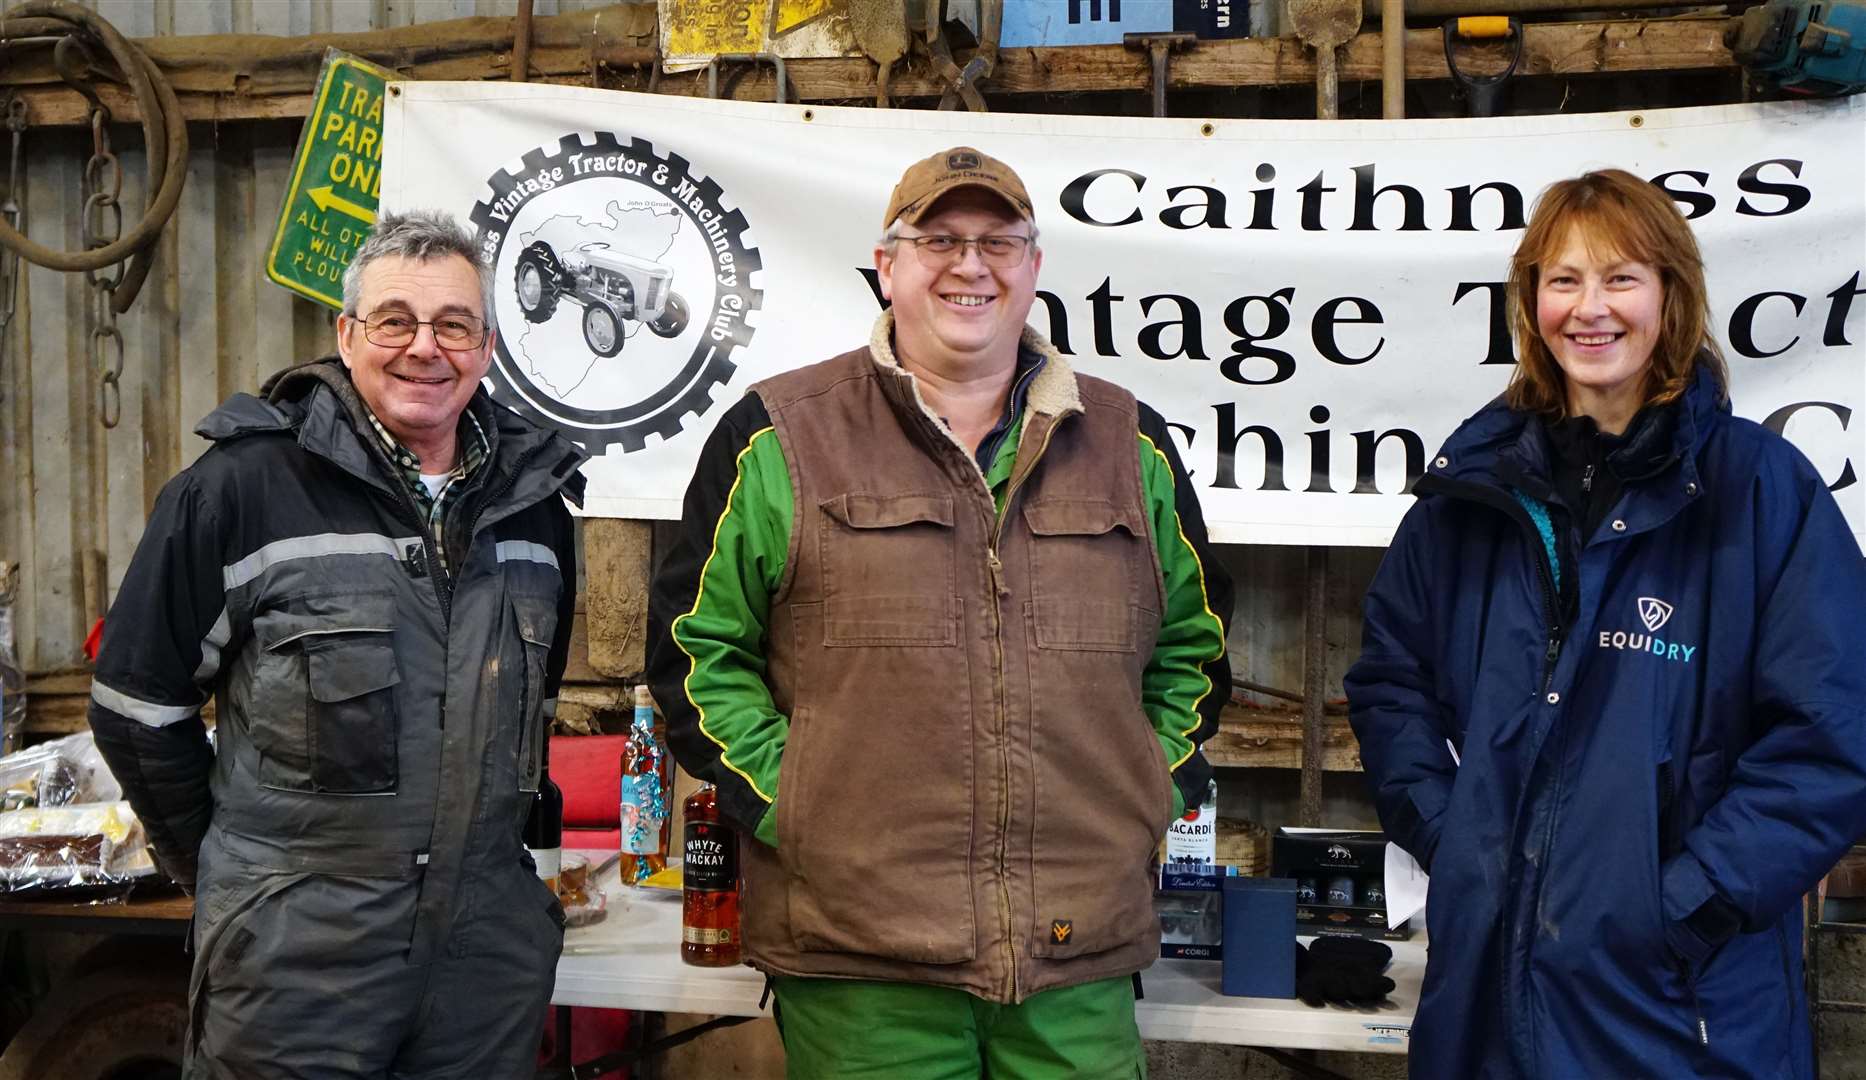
[1347,368,1866,1078]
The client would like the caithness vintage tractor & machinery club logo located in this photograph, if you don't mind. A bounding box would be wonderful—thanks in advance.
[470,133,763,453]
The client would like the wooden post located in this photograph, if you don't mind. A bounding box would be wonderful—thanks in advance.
[1299,547,1329,826]
[583,518,653,679]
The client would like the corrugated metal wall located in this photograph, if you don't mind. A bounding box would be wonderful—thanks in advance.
[4,114,325,672]
[0,0,618,672]
[0,0,1372,701]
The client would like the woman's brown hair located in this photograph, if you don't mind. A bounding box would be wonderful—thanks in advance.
[1505,168,1728,416]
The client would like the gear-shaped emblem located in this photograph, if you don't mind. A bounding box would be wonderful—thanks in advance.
[469,132,763,453]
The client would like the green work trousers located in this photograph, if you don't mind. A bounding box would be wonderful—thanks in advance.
[770,974,1146,1080]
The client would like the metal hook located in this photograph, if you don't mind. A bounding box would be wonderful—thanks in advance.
[706,54,791,103]
[51,34,111,127]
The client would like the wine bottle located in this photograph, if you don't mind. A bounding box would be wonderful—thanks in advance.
[619,684,669,884]
[524,735,564,894]
[681,782,741,967]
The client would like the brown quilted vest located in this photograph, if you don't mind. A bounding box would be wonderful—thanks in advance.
[740,315,1172,1003]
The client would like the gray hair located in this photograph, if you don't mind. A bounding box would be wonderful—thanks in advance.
[878,216,1040,252]
[341,209,495,329]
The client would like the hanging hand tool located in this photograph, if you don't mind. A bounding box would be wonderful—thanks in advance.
[1728,0,1866,95]
[1442,15,1522,117]
[847,0,910,106]
[923,0,1000,112]
[1123,33,1196,118]
[1290,0,1363,119]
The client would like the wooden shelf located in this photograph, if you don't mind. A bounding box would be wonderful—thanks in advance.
[0,5,1737,127]
[21,672,92,738]
[1205,703,1362,772]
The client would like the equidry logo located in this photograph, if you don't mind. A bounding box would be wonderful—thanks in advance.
[1599,596,1695,663]
[1638,597,1673,632]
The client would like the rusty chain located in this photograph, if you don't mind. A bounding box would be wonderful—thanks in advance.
[0,0,188,427]
[0,96,24,406]
[0,0,187,310]
[79,93,126,428]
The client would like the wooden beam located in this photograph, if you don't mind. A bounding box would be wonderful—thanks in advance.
[3,9,1734,127]
[1206,704,1364,772]
[23,672,93,738]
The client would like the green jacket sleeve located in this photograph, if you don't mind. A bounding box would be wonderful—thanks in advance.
[647,392,793,847]
[1137,403,1234,818]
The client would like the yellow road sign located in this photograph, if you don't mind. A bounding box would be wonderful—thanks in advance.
[265,50,394,309]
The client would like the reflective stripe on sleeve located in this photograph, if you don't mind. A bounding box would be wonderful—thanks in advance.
[91,680,203,728]
[192,608,232,684]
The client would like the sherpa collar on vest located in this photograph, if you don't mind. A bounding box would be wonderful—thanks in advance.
[864,309,1084,461]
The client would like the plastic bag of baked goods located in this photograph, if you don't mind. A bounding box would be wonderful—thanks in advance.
[0,731,121,811]
[0,801,157,891]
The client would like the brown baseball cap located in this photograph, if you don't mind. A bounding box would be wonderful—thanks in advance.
[882,146,1035,230]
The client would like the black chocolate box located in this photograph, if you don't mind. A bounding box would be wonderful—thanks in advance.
[1270,828,1415,941]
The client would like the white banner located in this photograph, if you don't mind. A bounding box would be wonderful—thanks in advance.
[382,85,1866,547]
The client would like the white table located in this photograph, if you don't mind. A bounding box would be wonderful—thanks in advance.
[552,859,1420,1056]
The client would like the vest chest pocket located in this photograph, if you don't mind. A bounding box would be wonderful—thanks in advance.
[251,599,401,795]
[1022,498,1148,652]
[818,492,959,647]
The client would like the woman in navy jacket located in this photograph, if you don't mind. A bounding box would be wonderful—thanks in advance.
[1346,169,1866,1078]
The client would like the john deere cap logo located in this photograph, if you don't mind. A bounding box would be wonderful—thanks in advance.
[949,151,981,171]
[469,133,764,454]
[1051,919,1072,944]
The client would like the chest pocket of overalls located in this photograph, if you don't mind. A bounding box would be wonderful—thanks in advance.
[1022,498,1147,652]
[818,492,958,646]
[510,590,559,794]
[250,593,402,795]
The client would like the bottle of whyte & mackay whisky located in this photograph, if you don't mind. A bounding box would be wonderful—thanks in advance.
[681,782,741,967]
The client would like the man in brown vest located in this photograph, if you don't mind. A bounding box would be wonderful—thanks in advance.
[648,147,1233,1079]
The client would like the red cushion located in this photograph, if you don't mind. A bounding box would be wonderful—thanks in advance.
[552,734,627,828]
[566,827,621,849]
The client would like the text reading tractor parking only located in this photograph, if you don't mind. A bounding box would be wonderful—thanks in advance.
[266,50,393,308]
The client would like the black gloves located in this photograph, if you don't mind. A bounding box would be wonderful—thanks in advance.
[1295,935,1395,1007]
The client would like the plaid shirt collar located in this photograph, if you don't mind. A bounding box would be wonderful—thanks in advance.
[362,406,489,574]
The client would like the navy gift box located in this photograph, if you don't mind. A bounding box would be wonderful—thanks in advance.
[1220,876,1297,998]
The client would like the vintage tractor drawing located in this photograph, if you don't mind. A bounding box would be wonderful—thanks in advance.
[513,239,690,357]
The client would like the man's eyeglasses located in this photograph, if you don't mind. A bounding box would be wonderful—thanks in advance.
[898,233,1033,269]
[359,311,488,349]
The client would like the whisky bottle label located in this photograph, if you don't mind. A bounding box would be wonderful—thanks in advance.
[683,820,738,890]
[683,926,736,945]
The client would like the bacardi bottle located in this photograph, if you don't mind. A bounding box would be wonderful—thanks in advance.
[1163,777,1218,874]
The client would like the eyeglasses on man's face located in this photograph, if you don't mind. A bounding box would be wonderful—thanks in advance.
[897,233,1033,269]
[359,311,488,349]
